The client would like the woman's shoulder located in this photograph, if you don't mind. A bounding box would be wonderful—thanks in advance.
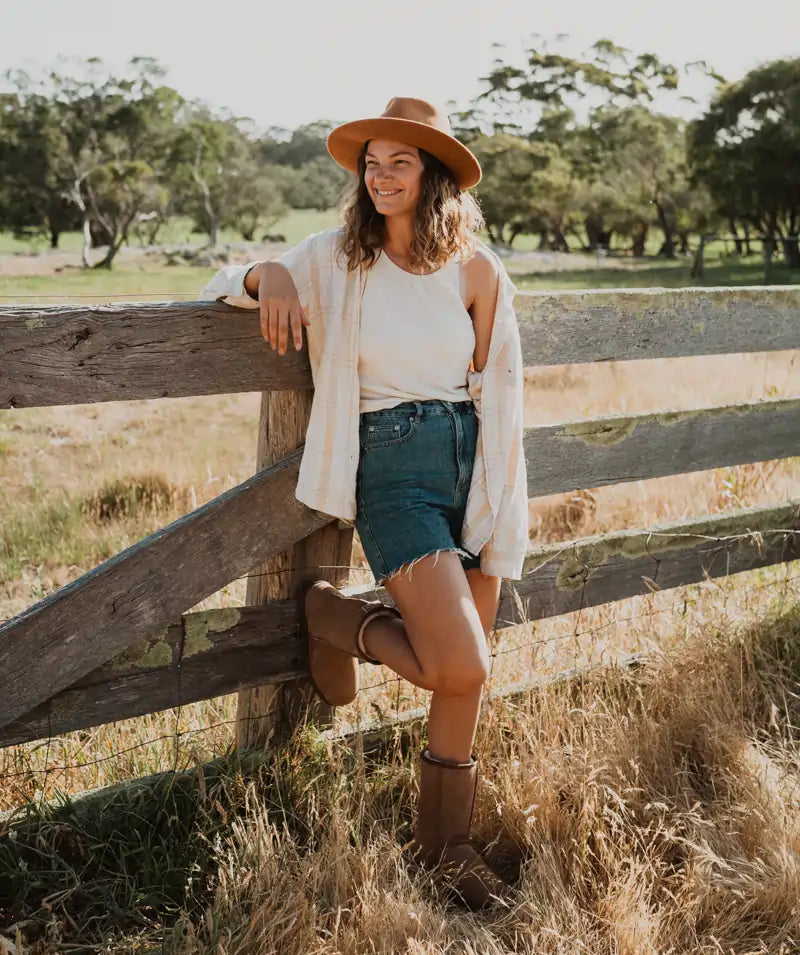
[460,239,501,290]
[296,225,345,257]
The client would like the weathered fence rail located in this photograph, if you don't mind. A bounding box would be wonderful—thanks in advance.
[4,287,800,409]
[1,284,799,750]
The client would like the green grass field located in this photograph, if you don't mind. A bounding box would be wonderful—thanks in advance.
[1,209,796,302]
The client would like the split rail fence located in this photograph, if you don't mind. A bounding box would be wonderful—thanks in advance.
[1,284,800,753]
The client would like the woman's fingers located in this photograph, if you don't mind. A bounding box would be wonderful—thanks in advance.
[288,304,303,351]
[260,302,270,345]
[259,299,308,354]
[277,302,291,354]
[268,302,279,350]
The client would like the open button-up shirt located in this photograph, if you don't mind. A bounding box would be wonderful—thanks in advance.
[201,227,529,579]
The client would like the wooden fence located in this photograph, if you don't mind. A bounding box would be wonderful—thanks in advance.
[1,285,800,751]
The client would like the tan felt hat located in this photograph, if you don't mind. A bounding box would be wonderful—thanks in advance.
[326,96,482,190]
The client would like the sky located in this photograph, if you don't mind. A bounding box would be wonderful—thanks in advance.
[2,0,798,133]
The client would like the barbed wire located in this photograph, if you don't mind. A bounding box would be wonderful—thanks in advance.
[1,568,797,796]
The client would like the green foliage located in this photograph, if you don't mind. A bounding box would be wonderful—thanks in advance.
[1,48,798,266]
[688,58,800,266]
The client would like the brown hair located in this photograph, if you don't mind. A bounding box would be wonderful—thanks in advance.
[336,141,484,274]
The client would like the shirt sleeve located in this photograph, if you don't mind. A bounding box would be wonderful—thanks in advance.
[198,260,261,310]
[198,231,322,311]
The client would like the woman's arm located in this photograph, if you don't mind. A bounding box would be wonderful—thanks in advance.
[244,261,309,354]
[465,249,501,373]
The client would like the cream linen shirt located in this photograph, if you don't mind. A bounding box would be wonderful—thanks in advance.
[200,227,529,580]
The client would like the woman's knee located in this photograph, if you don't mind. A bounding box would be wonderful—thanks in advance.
[428,645,490,696]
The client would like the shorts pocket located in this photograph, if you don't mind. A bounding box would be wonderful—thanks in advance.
[360,413,419,449]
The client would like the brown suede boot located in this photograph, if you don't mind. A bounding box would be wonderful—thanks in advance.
[302,580,400,706]
[407,747,510,910]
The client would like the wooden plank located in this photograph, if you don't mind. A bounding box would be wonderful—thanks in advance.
[516,286,800,366]
[3,501,797,748]
[0,608,305,748]
[3,287,799,409]
[496,500,800,626]
[0,449,330,730]
[0,301,311,409]
[524,396,800,497]
[234,388,352,749]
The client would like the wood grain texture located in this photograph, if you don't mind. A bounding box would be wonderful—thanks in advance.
[4,287,799,409]
[515,286,800,366]
[0,449,329,730]
[0,301,311,409]
[234,388,354,750]
[3,502,797,748]
[496,500,800,626]
[524,396,800,497]
[0,607,304,748]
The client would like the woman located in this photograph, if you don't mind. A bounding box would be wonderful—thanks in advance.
[202,97,528,910]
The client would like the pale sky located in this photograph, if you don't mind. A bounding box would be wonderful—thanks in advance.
[3,0,798,132]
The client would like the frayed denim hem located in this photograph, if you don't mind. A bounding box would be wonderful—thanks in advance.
[378,546,477,586]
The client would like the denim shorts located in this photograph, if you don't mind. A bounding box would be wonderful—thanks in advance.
[355,398,482,584]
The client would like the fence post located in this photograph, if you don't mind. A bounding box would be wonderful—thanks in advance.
[235,389,355,749]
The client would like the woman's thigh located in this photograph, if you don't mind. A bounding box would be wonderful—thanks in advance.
[382,550,491,691]
[464,567,502,636]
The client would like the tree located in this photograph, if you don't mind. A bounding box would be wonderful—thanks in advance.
[1,57,186,266]
[469,133,547,245]
[474,36,681,136]
[688,58,800,267]
[0,82,80,247]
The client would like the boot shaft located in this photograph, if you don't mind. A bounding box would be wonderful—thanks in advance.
[413,747,479,856]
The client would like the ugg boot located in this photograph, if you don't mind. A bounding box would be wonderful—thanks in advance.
[407,747,510,910]
[302,580,401,706]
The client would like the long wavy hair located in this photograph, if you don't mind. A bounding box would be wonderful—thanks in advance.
[336,140,485,274]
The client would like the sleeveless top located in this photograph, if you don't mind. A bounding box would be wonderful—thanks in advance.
[358,249,476,413]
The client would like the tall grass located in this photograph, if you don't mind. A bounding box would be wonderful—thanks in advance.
[2,585,799,952]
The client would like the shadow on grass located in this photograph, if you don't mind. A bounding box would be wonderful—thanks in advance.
[2,599,799,949]
[514,257,798,291]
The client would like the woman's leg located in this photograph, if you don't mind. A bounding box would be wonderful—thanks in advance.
[362,552,500,764]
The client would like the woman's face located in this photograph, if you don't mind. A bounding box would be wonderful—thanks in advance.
[363,138,424,216]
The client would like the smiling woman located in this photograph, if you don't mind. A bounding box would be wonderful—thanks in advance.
[202,96,528,911]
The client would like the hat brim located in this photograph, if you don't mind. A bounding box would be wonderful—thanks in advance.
[327,117,481,190]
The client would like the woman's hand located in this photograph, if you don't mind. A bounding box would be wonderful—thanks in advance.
[248,262,311,355]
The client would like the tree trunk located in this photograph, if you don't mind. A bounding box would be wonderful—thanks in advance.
[507,225,522,247]
[780,236,800,268]
[81,217,93,269]
[690,233,715,279]
[552,228,569,252]
[655,204,676,259]
[235,390,354,750]
[763,233,776,283]
[631,224,648,258]
[94,237,124,269]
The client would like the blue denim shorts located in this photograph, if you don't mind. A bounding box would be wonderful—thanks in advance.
[355,398,482,584]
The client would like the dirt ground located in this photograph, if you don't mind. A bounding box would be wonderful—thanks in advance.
[0,240,635,278]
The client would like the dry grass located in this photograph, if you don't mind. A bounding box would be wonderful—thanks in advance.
[2,585,799,952]
[1,324,800,949]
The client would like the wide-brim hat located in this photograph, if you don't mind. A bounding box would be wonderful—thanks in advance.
[326,97,481,190]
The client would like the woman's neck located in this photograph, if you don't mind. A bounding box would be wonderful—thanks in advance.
[382,214,415,259]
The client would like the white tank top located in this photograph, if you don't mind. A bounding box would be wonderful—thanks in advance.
[358,249,475,413]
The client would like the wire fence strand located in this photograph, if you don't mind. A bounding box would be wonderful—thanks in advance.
[2,567,797,801]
